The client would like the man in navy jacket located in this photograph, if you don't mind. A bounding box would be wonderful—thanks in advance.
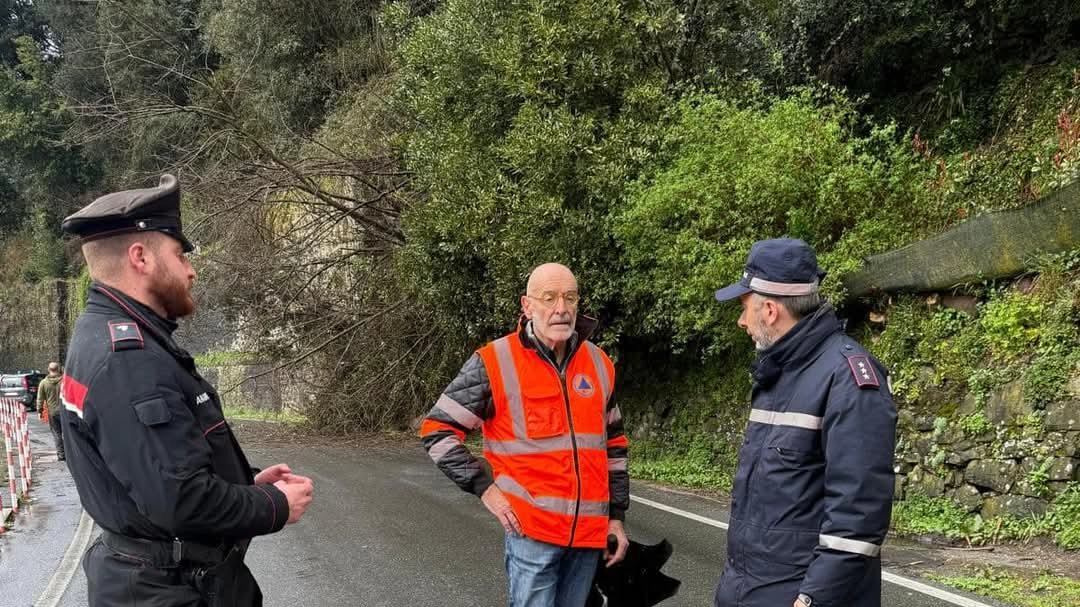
[712,238,897,607]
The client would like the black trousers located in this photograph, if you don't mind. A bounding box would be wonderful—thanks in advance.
[83,537,263,607]
[48,413,64,459]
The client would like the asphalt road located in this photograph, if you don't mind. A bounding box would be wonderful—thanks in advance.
[1,420,1011,607]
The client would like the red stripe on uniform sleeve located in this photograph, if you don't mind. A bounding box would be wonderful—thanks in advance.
[61,374,88,416]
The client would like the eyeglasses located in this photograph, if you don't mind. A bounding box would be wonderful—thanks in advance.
[528,291,580,309]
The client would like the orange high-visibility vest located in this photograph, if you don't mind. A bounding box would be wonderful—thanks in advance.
[478,333,615,549]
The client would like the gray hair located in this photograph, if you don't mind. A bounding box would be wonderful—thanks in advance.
[753,291,824,320]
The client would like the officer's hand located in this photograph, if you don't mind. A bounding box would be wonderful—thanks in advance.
[254,463,291,485]
[274,477,314,524]
[481,485,523,536]
[603,519,629,567]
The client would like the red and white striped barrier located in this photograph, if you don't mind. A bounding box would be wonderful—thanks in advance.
[1,397,33,529]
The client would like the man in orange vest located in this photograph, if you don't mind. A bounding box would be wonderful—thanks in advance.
[421,262,630,607]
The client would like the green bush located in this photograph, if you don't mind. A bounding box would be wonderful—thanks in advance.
[980,292,1044,360]
[630,434,734,492]
[959,412,992,437]
[399,0,673,344]
[1049,485,1080,550]
[615,89,937,355]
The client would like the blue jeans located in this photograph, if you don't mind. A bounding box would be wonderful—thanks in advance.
[505,534,601,607]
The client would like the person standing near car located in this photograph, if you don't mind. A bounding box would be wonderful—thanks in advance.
[60,174,314,606]
[420,262,630,607]
[37,362,64,461]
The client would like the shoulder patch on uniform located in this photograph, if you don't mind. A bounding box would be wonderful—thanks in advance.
[108,321,144,351]
[845,354,880,389]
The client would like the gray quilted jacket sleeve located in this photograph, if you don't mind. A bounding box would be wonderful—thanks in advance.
[419,353,495,496]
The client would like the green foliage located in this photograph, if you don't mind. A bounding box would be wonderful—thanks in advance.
[891,493,978,541]
[1027,458,1053,498]
[980,292,1044,360]
[630,435,734,492]
[874,257,1078,417]
[782,1,1080,126]
[205,0,388,134]
[68,266,92,327]
[0,28,100,280]
[894,485,1080,549]
[958,412,993,437]
[1049,485,1080,550]
[8,0,1076,449]
[930,567,1080,607]
[616,89,936,354]
[399,0,673,342]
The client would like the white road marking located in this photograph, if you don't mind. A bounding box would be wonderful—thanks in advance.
[630,494,996,607]
[34,509,94,607]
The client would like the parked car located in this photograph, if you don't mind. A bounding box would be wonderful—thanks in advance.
[1,371,45,411]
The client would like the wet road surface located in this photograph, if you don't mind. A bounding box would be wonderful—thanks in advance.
[2,421,1010,606]
[0,417,83,607]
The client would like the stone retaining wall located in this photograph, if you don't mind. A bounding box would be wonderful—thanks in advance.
[895,375,1080,517]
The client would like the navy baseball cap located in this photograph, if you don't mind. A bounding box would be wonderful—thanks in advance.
[714,238,827,301]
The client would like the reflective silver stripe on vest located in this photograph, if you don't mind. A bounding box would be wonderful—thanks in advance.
[819,534,881,557]
[492,337,527,439]
[496,475,609,517]
[484,432,607,456]
[748,408,823,430]
[435,394,482,430]
[428,434,463,463]
[585,342,611,406]
[608,457,627,472]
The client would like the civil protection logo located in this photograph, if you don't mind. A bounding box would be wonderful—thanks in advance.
[572,374,595,398]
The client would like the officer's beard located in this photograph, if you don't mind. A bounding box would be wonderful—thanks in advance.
[752,318,778,351]
[150,266,196,320]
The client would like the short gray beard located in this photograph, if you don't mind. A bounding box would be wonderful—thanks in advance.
[754,319,777,351]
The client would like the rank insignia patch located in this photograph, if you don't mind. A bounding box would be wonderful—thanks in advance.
[846,354,880,389]
[109,321,144,351]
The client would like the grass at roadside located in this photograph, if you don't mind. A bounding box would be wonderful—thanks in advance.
[223,406,307,424]
[930,566,1080,607]
[629,437,734,494]
[891,487,1080,549]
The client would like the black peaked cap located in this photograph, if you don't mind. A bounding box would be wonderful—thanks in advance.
[62,174,194,252]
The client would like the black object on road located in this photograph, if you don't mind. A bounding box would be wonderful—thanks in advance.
[587,536,681,607]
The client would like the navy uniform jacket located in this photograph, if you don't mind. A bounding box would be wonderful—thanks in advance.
[714,305,897,607]
[61,283,289,545]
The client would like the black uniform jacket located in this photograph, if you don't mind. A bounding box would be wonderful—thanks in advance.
[715,305,897,607]
[61,283,288,544]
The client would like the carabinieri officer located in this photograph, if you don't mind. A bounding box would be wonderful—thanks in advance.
[60,174,314,606]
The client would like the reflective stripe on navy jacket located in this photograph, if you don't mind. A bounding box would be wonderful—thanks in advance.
[715,305,897,607]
